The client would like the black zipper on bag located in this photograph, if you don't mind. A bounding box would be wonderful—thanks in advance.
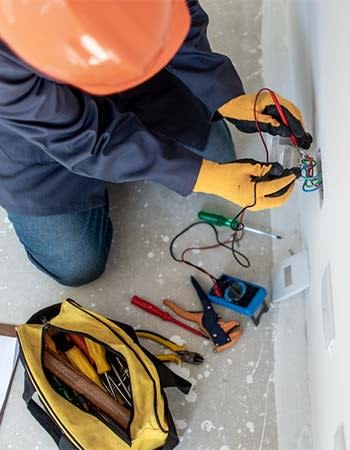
[41,323,133,446]
[66,299,168,434]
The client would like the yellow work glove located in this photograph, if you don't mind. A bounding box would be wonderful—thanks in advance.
[194,159,299,211]
[218,92,313,149]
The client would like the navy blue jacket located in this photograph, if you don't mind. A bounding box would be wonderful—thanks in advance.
[0,1,244,215]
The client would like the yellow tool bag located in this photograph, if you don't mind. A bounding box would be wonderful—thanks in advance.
[16,299,191,450]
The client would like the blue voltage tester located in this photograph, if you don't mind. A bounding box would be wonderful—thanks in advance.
[208,274,268,326]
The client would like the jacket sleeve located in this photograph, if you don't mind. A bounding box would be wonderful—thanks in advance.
[0,52,202,196]
[167,0,244,118]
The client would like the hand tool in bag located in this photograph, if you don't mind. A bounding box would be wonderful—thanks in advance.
[45,334,58,353]
[115,355,130,382]
[163,277,243,352]
[106,352,131,398]
[68,333,94,364]
[131,295,208,338]
[64,333,131,406]
[45,335,91,410]
[106,352,130,390]
[44,347,131,430]
[136,330,204,365]
[85,338,132,408]
[50,374,75,403]
[50,374,96,415]
[45,336,128,431]
[51,333,106,390]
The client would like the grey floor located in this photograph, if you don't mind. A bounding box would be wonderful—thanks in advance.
[0,1,281,449]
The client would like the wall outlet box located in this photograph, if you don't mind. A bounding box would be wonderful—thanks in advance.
[272,249,310,303]
[322,264,336,352]
[270,136,302,169]
[334,423,346,450]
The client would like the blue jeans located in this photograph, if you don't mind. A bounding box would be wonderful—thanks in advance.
[8,121,235,286]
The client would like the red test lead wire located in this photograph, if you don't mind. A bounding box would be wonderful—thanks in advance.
[269,90,298,146]
[254,88,299,163]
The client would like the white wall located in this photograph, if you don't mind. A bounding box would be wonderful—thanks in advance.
[263,1,350,449]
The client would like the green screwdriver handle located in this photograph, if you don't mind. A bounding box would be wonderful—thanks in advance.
[198,211,240,230]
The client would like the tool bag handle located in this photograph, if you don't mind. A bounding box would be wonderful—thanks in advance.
[23,368,76,450]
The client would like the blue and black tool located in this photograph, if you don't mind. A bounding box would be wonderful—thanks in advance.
[163,276,242,352]
[208,274,269,326]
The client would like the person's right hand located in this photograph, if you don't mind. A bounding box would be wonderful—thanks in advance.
[193,159,299,211]
[218,92,313,149]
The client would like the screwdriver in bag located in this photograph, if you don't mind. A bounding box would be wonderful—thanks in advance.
[85,338,132,408]
[68,333,95,365]
[45,334,110,417]
[51,333,106,390]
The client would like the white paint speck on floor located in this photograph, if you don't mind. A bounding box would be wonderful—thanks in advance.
[0,1,281,449]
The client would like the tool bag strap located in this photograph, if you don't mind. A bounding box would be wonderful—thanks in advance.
[23,370,76,450]
[161,396,181,450]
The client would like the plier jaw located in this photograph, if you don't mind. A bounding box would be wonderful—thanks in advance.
[136,330,204,365]
[175,350,204,365]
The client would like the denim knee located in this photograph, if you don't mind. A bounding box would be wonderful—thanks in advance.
[24,235,110,287]
[50,219,112,287]
[56,251,109,287]
[9,207,113,287]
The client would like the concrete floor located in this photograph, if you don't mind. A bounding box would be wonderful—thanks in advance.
[0,1,282,449]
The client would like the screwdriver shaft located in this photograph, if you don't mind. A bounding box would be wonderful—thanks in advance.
[243,226,282,239]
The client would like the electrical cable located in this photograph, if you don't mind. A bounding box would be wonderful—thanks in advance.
[254,88,272,162]
[169,89,293,280]
[169,220,250,284]
[301,155,322,192]
[255,88,321,194]
[169,91,266,280]
[169,222,218,282]
[231,89,270,227]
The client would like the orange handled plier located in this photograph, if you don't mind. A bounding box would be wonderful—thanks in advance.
[163,277,243,352]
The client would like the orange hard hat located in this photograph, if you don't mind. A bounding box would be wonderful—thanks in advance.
[0,0,190,95]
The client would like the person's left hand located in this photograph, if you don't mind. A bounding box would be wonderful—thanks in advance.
[218,91,313,149]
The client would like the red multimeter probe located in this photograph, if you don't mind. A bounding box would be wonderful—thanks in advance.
[254,88,299,161]
[269,90,298,146]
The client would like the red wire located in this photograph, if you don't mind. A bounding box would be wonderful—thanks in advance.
[179,215,246,283]
[173,89,287,283]
[254,87,299,163]
[181,230,244,260]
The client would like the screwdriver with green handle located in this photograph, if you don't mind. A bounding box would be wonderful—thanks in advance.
[198,211,282,240]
